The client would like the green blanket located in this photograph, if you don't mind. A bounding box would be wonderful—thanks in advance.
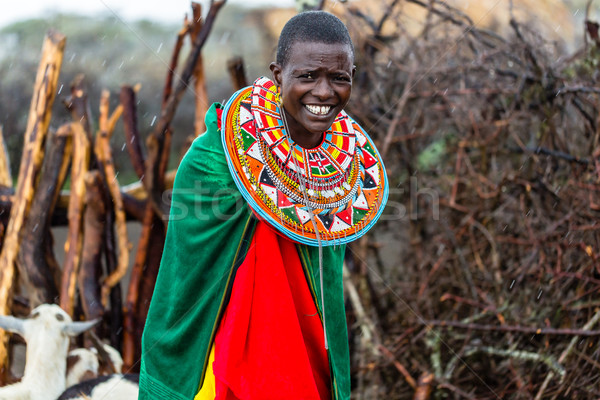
[139,103,350,400]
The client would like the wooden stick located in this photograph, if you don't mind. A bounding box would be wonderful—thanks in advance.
[123,130,171,370]
[121,192,147,222]
[0,30,66,379]
[94,90,129,307]
[146,0,226,219]
[17,124,72,306]
[413,372,434,400]
[423,319,600,337]
[381,71,414,159]
[60,122,90,316]
[63,74,93,141]
[79,170,107,324]
[227,56,248,91]
[120,85,146,180]
[161,23,190,109]
[136,216,164,339]
[103,198,122,351]
[343,262,382,354]
[465,346,565,377]
[191,3,209,137]
[534,308,600,399]
[379,345,417,389]
[124,130,173,370]
[122,205,154,371]
[0,126,11,187]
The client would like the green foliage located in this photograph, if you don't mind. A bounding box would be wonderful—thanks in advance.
[416,132,456,172]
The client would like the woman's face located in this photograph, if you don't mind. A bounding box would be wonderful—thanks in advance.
[270,41,355,149]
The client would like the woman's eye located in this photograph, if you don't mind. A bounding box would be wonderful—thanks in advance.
[299,73,313,79]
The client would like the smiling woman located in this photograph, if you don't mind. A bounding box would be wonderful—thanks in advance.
[139,10,388,400]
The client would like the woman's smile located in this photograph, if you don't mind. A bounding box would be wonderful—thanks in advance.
[305,104,331,115]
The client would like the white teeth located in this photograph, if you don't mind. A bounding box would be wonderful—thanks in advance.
[306,105,331,115]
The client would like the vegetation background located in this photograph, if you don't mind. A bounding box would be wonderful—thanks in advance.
[1,0,600,398]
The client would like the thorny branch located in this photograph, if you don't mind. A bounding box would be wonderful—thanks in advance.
[341,0,600,397]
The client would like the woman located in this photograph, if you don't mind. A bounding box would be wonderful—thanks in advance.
[139,10,388,400]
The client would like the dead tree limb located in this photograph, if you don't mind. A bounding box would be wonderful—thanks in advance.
[79,170,107,326]
[103,198,122,351]
[161,22,190,109]
[423,319,600,337]
[123,131,172,371]
[94,90,129,307]
[123,206,153,372]
[121,192,147,222]
[18,124,72,307]
[146,0,226,219]
[534,308,600,399]
[227,56,248,91]
[413,372,434,400]
[0,30,65,380]
[190,2,209,137]
[381,71,414,158]
[379,345,417,389]
[120,85,146,180]
[0,126,11,187]
[60,122,90,316]
[136,216,164,339]
[63,74,93,142]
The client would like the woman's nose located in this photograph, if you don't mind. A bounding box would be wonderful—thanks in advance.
[312,78,334,99]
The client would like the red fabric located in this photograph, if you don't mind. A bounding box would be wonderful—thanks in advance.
[212,221,331,400]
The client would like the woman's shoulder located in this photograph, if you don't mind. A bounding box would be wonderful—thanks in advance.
[175,103,231,186]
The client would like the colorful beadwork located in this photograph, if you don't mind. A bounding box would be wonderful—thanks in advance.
[222,77,388,246]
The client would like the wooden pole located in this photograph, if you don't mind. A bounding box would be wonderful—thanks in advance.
[123,205,154,371]
[95,90,129,307]
[79,170,107,324]
[18,124,72,307]
[60,122,90,315]
[64,74,93,142]
[190,3,209,137]
[120,85,146,180]
[0,30,66,379]
[227,56,248,91]
[0,126,12,187]
[146,0,226,219]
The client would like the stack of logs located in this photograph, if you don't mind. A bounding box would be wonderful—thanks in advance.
[0,0,251,381]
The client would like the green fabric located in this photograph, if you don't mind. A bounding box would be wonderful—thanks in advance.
[139,102,350,400]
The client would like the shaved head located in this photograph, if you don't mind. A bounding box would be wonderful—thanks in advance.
[276,11,354,67]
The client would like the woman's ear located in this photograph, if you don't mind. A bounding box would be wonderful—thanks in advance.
[270,62,283,86]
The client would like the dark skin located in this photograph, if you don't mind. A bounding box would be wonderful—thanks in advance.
[270,41,356,149]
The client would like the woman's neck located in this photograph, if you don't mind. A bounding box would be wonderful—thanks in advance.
[282,107,324,149]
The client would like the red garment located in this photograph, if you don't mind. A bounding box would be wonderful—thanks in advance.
[212,221,331,400]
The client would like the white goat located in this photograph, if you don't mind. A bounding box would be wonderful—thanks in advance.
[57,374,139,400]
[0,304,98,400]
[99,342,123,374]
[66,341,125,387]
[66,348,100,388]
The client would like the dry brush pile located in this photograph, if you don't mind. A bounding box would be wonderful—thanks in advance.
[341,0,600,398]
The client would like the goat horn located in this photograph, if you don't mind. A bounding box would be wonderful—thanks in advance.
[0,315,25,336]
[63,318,101,336]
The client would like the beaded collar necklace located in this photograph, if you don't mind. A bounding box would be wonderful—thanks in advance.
[221,77,388,247]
